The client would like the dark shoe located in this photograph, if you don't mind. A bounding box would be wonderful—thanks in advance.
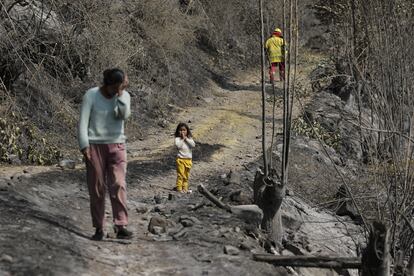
[91,228,104,241]
[115,226,133,240]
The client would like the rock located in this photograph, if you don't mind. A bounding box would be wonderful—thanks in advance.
[154,195,163,204]
[282,212,303,232]
[239,242,254,251]
[152,234,173,242]
[179,215,201,227]
[23,168,34,174]
[0,254,13,263]
[148,216,174,234]
[58,160,76,170]
[8,154,21,165]
[168,193,174,201]
[224,245,240,256]
[135,204,149,214]
[153,205,166,213]
[285,188,294,196]
[180,219,194,227]
[223,170,241,186]
[171,228,188,240]
[332,185,363,223]
[203,97,213,103]
[229,190,251,205]
[230,205,263,226]
[304,91,369,161]
[151,226,164,235]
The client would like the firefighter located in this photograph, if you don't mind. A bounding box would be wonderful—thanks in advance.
[265,28,286,82]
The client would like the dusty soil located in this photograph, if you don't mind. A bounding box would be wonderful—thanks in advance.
[0,52,361,276]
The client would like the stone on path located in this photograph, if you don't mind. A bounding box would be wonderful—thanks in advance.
[179,215,201,228]
[223,170,241,186]
[148,216,174,235]
[58,160,76,170]
[135,203,149,214]
[224,245,240,256]
[0,254,13,263]
[230,205,263,226]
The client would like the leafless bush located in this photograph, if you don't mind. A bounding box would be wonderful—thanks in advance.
[0,0,206,161]
[318,0,414,272]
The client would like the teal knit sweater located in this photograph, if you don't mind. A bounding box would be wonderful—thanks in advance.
[78,87,131,150]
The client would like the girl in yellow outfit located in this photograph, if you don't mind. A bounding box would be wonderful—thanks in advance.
[175,123,195,193]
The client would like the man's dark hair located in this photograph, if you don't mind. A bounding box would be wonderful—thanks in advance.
[103,68,124,86]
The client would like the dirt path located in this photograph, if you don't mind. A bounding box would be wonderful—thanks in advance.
[0,71,290,276]
[1,53,351,276]
[84,74,288,275]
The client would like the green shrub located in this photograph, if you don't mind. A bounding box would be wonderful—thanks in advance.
[292,117,341,149]
[0,113,62,165]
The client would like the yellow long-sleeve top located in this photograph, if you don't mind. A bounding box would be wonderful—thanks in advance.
[265,35,285,63]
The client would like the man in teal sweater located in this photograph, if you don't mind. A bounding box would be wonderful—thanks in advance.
[78,68,132,240]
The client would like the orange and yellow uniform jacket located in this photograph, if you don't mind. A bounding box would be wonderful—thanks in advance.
[265,35,285,63]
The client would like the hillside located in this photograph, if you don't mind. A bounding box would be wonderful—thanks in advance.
[0,0,323,164]
[1,0,413,276]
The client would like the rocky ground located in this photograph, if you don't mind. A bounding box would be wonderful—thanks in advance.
[0,52,364,276]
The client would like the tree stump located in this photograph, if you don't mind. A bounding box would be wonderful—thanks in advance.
[361,221,390,276]
[253,169,285,247]
[408,247,414,276]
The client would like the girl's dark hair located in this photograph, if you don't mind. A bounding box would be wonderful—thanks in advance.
[103,68,124,86]
[175,123,192,138]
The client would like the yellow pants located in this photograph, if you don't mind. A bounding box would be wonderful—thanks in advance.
[176,158,192,191]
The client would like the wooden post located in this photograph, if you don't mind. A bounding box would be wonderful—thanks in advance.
[253,254,362,269]
[361,222,390,276]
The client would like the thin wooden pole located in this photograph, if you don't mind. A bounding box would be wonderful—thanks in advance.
[259,0,268,176]
[253,254,362,269]
[281,0,288,186]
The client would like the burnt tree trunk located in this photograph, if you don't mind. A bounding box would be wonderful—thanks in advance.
[408,247,414,276]
[253,170,285,247]
[361,222,390,276]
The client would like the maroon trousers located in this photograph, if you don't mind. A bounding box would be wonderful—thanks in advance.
[86,143,128,229]
[269,62,285,82]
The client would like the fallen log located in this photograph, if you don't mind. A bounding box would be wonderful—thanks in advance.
[197,184,263,225]
[253,254,362,269]
[197,184,231,212]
